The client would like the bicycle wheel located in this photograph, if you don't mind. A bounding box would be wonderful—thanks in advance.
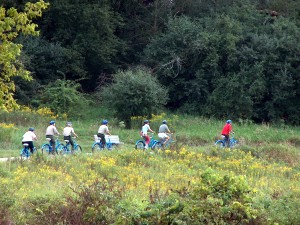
[230,139,238,148]
[56,144,65,154]
[151,141,162,151]
[73,145,82,154]
[135,140,145,150]
[215,140,225,148]
[41,144,51,154]
[20,148,29,159]
[92,143,103,152]
[107,143,117,150]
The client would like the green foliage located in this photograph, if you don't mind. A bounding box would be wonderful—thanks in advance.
[14,36,87,106]
[39,0,125,91]
[144,4,300,124]
[38,79,90,118]
[0,123,15,143]
[100,67,168,127]
[20,36,87,83]
[174,169,257,224]
[1,112,300,223]
[0,0,49,111]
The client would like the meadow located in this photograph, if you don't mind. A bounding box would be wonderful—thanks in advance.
[0,108,300,224]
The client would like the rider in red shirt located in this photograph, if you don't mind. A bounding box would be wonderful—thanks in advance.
[221,120,233,147]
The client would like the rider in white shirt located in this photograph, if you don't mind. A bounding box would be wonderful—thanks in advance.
[97,120,111,148]
[45,120,60,152]
[63,122,78,150]
[22,127,37,153]
[158,120,172,145]
[141,120,154,149]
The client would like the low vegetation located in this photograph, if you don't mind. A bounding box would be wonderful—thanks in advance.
[0,109,300,224]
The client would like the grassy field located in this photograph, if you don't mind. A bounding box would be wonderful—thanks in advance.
[1,109,300,224]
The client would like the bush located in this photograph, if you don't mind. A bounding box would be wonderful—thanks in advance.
[0,123,16,143]
[37,79,90,118]
[175,169,260,224]
[100,67,168,128]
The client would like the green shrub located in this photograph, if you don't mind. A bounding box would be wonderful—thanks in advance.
[0,123,16,143]
[37,79,90,118]
[99,67,168,128]
[174,169,261,224]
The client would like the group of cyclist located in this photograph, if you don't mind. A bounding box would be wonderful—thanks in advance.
[21,117,233,153]
[22,120,78,154]
[141,119,172,149]
[141,119,234,149]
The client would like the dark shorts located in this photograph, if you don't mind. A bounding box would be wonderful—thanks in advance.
[64,136,74,147]
[22,141,35,153]
[97,133,106,145]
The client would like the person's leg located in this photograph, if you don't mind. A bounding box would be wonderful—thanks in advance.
[69,138,74,150]
[144,135,150,149]
[224,135,230,147]
[28,141,34,153]
[64,136,73,150]
[99,133,106,147]
[163,134,170,145]
[46,135,55,153]
[50,137,55,153]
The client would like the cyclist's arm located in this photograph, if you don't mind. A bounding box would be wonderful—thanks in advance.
[106,128,111,136]
[167,129,173,134]
[54,127,60,135]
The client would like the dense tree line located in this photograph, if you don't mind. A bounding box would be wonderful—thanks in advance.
[1,0,299,124]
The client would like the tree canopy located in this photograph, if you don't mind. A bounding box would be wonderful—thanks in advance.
[1,0,300,124]
[0,0,48,111]
[100,67,168,127]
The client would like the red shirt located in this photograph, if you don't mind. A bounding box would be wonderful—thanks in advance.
[221,123,232,135]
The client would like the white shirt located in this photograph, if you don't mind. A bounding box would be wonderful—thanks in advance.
[63,126,75,136]
[142,124,150,135]
[45,125,59,135]
[98,125,109,134]
[22,131,37,142]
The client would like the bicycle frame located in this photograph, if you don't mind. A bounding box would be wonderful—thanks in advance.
[63,137,82,154]
[135,133,159,150]
[215,134,238,148]
[20,143,36,159]
[92,135,115,152]
[41,137,64,154]
[158,133,174,148]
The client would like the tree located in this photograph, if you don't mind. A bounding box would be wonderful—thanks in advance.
[0,0,49,111]
[38,0,125,91]
[100,67,168,128]
[143,3,300,124]
[37,79,90,118]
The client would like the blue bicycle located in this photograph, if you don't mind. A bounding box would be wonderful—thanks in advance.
[62,137,82,154]
[135,133,160,150]
[92,135,116,152]
[41,137,65,154]
[20,143,37,159]
[153,133,175,150]
[215,134,238,148]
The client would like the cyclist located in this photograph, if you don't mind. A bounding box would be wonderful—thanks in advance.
[45,120,60,153]
[22,127,38,153]
[141,120,154,149]
[221,120,233,147]
[63,122,78,151]
[97,120,111,148]
[158,120,172,145]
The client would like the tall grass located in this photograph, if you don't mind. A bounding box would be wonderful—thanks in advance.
[1,107,300,223]
[1,109,300,157]
[1,145,300,224]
